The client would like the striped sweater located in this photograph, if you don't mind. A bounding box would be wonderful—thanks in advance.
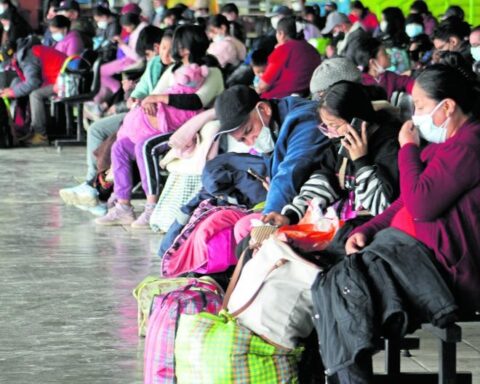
[282,119,401,223]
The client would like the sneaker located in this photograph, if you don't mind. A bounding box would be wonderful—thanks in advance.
[95,203,136,226]
[26,133,49,147]
[131,204,156,229]
[59,183,99,207]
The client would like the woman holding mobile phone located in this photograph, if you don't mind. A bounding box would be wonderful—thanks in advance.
[262,80,402,228]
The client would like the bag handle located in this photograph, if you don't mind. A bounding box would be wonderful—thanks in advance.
[60,55,82,74]
[222,246,288,317]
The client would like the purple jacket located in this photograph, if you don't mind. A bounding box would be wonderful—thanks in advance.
[362,71,414,100]
[352,118,480,314]
[54,30,84,56]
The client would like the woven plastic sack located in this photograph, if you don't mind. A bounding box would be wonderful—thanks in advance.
[175,311,302,384]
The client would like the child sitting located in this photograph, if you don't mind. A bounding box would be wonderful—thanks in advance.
[250,49,268,90]
[117,63,209,144]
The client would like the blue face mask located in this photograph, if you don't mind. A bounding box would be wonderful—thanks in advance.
[52,32,65,42]
[253,75,260,88]
[471,46,480,62]
[406,23,424,38]
[155,6,165,15]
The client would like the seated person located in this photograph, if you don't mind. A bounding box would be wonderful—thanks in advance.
[206,14,246,70]
[49,15,84,55]
[55,0,96,50]
[250,49,268,89]
[256,16,321,98]
[220,2,246,43]
[91,10,147,108]
[94,25,224,227]
[93,5,121,62]
[0,36,69,146]
[353,37,414,100]
[41,0,60,46]
[59,26,174,215]
[0,6,32,52]
[347,64,480,316]
[261,81,401,228]
[433,16,472,64]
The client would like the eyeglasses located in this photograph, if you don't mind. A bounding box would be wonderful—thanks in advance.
[317,121,345,137]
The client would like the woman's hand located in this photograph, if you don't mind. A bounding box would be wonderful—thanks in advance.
[398,120,420,148]
[342,122,368,161]
[261,212,290,227]
[111,35,125,46]
[345,232,368,255]
[0,88,14,98]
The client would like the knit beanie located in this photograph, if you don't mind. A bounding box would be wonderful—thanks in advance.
[309,58,362,95]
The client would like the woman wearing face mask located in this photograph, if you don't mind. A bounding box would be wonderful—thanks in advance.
[93,5,121,62]
[346,64,480,316]
[206,14,246,70]
[352,37,414,100]
[263,81,401,228]
[49,14,84,56]
[0,7,31,53]
[89,11,147,109]
[375,7,411,74]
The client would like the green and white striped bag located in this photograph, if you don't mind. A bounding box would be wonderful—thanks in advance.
[174,252,303,383]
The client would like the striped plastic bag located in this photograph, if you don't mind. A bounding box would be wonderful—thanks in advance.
[175,311,302,383]
[174,250,303,383]
[144,280,224,384]
[133,276,222,337]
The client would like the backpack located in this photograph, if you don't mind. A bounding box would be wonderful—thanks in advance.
[143,279,224,384]
[160,199,249,277]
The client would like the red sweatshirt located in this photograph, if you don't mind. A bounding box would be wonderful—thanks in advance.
[351,118,480,314]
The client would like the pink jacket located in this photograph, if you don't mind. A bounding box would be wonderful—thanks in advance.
[54,30,84,56]
[207,36,246,68]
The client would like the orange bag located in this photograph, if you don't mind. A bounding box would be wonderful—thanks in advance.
[276,203,343,252]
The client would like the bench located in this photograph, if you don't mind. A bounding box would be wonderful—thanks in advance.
[374,322,474,384]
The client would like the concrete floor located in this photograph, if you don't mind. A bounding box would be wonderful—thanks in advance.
[0,146,479,384]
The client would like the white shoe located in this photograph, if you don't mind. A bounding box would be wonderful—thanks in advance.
[59,182,99,207]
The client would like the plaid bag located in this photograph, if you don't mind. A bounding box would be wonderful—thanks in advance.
[150,173,203,233]
[132,276,222,337]
[143,279,224,384]
[174,251,303,383]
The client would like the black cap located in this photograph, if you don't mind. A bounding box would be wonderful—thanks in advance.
[56,0,80,12]
[214,85,260,137]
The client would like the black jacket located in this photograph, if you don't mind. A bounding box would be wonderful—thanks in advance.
[311,228,458,375]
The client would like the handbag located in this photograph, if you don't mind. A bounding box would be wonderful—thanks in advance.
[228,237,322,349]
[56,55,82,98]
[174,250,303,383]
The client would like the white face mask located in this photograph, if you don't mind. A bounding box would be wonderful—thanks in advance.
[97,20,108,30]
[254,107,275,153]
[52,32,65,42]
[212,34,225,43]
[411,100,449,143]
[155,6,165,15]
[292,2,303,12]
[380,20,388,33]
[2,24,9,32]
[405,23,423,38]
[373,59,386,75]
[471,46,480,62]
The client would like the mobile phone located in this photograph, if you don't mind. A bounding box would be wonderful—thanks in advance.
[338,117,366,158]
[247,168,267,183]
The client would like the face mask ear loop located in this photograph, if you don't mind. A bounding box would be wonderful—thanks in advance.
[256,105,268,128]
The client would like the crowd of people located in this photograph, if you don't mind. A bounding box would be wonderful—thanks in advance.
[3,0,480,382]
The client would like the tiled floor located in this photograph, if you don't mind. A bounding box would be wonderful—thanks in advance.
[0,146,479,384]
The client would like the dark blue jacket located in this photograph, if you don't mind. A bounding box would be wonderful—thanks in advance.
[264,97,328,214]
